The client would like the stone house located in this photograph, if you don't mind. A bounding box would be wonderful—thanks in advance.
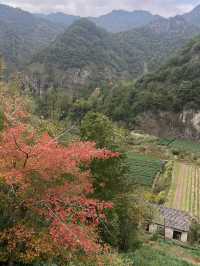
[147,206,191,243]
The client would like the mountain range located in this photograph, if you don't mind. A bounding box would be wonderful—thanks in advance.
[39,10,155,33]
[26,15,200,89]
[0,3,200,82]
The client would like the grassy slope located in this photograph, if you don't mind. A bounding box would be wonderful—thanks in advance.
[128,239,200,266]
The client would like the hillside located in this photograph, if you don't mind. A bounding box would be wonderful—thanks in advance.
[133,36,200,139]
[136,36,200,112]
[115,16,200,74]
[0,4,64,68]
[68,35,200,140]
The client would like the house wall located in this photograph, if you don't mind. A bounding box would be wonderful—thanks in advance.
[165,227,173,239]
[148,224,188,243]
[181,232,188,243]
[149,224,158,233]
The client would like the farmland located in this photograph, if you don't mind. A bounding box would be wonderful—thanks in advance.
[159,139,200,154]
[166,162,200,219]
[126,152,163,186]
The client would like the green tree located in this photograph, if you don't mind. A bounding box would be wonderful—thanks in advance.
[80,112,141,251]
[189,221,200,244]
[80,112,114,149]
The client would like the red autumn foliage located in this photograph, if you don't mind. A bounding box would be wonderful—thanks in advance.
[0,123,119,257]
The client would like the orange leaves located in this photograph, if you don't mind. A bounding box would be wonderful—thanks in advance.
[0,125,119,188]
[50,222,100,254]
[0,124,119,259]
[0,225,57,264]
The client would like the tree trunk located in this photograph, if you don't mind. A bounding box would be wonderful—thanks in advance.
[8,260,14,266]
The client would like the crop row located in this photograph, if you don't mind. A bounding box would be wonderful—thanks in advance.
[166,162,200,219]
[126,152,163,186]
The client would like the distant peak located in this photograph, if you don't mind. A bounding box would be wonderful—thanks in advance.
[104,9,153,16]
[68,18,99,30]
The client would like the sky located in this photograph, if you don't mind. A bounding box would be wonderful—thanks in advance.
[0,0,200,17]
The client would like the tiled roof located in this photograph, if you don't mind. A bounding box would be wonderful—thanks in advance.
[156,206,191,232]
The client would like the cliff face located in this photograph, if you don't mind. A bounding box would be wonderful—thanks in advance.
[137,110,200,140]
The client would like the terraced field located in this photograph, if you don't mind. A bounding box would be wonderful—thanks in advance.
[166,162,200,219]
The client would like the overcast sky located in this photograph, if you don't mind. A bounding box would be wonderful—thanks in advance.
[0,0,200,17]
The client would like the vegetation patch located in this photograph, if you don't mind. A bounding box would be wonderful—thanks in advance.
[130,245,195,266]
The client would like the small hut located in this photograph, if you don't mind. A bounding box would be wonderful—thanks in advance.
[147,206,191,243]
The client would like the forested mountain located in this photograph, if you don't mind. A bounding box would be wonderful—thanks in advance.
[27,16,200,89]
[28,19,129,89]
[0,4,65,68]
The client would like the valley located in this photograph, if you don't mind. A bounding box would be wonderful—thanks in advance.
[0,1,200,265]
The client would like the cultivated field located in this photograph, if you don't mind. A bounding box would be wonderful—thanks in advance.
[166,162,200,219]
[126,152,163,186]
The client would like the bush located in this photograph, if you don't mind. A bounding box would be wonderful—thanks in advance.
[189,221,200,245]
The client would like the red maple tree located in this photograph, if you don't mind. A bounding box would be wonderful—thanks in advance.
[0,123,119,263]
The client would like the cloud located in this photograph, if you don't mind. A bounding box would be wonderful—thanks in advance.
[0,0,199,17]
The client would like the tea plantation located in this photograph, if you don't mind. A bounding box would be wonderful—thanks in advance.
[126,152,163,186]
